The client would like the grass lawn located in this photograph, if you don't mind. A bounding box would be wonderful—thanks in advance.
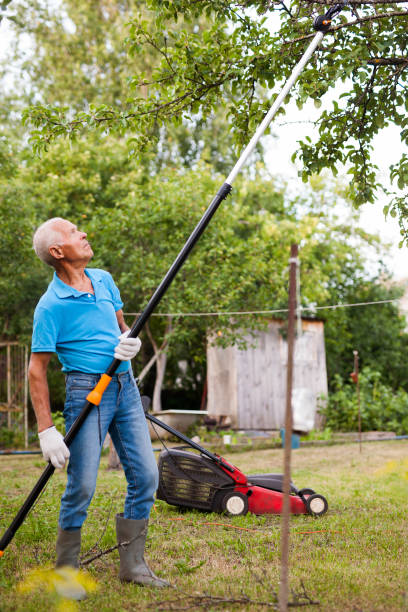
[0,440,407,611]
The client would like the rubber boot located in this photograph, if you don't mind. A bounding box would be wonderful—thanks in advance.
[56,527,81,568]
[116,513,170,587]
[55,527,87,601]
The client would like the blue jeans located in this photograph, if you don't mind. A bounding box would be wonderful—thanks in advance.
[59,370,158,531]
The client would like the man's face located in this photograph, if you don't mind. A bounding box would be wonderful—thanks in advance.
[51,220,94,264]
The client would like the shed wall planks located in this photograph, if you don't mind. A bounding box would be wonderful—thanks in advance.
[207,319,327,430]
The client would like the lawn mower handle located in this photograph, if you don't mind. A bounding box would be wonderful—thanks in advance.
[146,413,235,473]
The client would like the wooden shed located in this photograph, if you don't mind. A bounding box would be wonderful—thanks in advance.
[206,319,327,430]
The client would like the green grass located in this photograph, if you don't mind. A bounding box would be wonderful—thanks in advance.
[0,441,407,611]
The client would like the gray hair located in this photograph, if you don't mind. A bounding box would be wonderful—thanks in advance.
[33,217,67,267]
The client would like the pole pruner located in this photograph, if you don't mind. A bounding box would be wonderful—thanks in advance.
[0,1,348,558]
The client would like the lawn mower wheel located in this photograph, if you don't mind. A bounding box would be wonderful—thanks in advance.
[305,493,328,517]
[221,491,249,516]
[298,488,315,497]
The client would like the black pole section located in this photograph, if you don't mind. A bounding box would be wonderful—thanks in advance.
[146,413,234,473]
[0,182,232,556]
[0,463,54,557]
[108,182,233,360]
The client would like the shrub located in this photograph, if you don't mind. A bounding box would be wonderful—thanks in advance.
[321,367,408,435]
[0,426,25,448]
[52,411,65,436]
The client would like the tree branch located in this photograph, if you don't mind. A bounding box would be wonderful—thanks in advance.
[35,76,229,136]
[80,538,136,567]
[303,0,407,4]
[284,10,408,45]
[148,581,319,610]
[139,317,174,382]
[367,57,408,65]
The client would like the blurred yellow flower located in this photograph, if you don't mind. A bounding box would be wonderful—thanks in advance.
[18,566,98,607]
[376,458,408,481]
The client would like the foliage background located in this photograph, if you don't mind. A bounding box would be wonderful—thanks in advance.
[0,0,407,428]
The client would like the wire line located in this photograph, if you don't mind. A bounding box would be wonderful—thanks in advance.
[124,298,401,318]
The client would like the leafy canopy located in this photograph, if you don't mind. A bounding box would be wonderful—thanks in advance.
[2,0,407,401]
[17,0,408,239]
[1,0,240,174]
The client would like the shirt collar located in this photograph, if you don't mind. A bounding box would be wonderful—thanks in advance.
[50,269,102,299]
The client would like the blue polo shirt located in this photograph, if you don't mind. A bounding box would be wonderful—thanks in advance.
[31,268,130,374]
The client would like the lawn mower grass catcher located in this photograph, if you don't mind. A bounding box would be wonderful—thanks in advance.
[147,404,328,518]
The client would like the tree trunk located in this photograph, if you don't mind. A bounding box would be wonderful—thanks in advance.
[107,434,121,470]
[145,317,173,413]
[152,350,167,412]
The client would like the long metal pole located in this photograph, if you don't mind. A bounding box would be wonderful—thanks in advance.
[279,244,298,612]
[0,17,335,558]
[226,32,324,185]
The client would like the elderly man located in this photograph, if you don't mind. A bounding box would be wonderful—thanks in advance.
[28,217,168,591]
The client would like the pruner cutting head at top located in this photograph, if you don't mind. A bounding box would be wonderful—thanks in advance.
[314,0,349,33]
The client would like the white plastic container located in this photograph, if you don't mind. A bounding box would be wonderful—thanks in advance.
[292,387,315,433]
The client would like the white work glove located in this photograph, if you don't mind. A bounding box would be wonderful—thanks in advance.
[38,426,70,469]
[114,331,142,361]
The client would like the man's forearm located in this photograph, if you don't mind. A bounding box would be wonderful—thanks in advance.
[28,366,54,432]
[28,353,69,468]
[116,309,129,334]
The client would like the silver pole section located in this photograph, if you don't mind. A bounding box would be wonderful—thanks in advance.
[226,31,324,186]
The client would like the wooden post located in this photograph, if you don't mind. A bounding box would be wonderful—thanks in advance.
[353,350,361,453]
[7,344,11,429]
[278,244,298,612]
[107,434,121,470]
[24,346,28,449]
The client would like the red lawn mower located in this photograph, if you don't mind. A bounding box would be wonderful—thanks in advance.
[147,411,328,518]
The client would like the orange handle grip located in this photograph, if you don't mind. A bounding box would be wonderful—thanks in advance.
[86,374,112,406]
